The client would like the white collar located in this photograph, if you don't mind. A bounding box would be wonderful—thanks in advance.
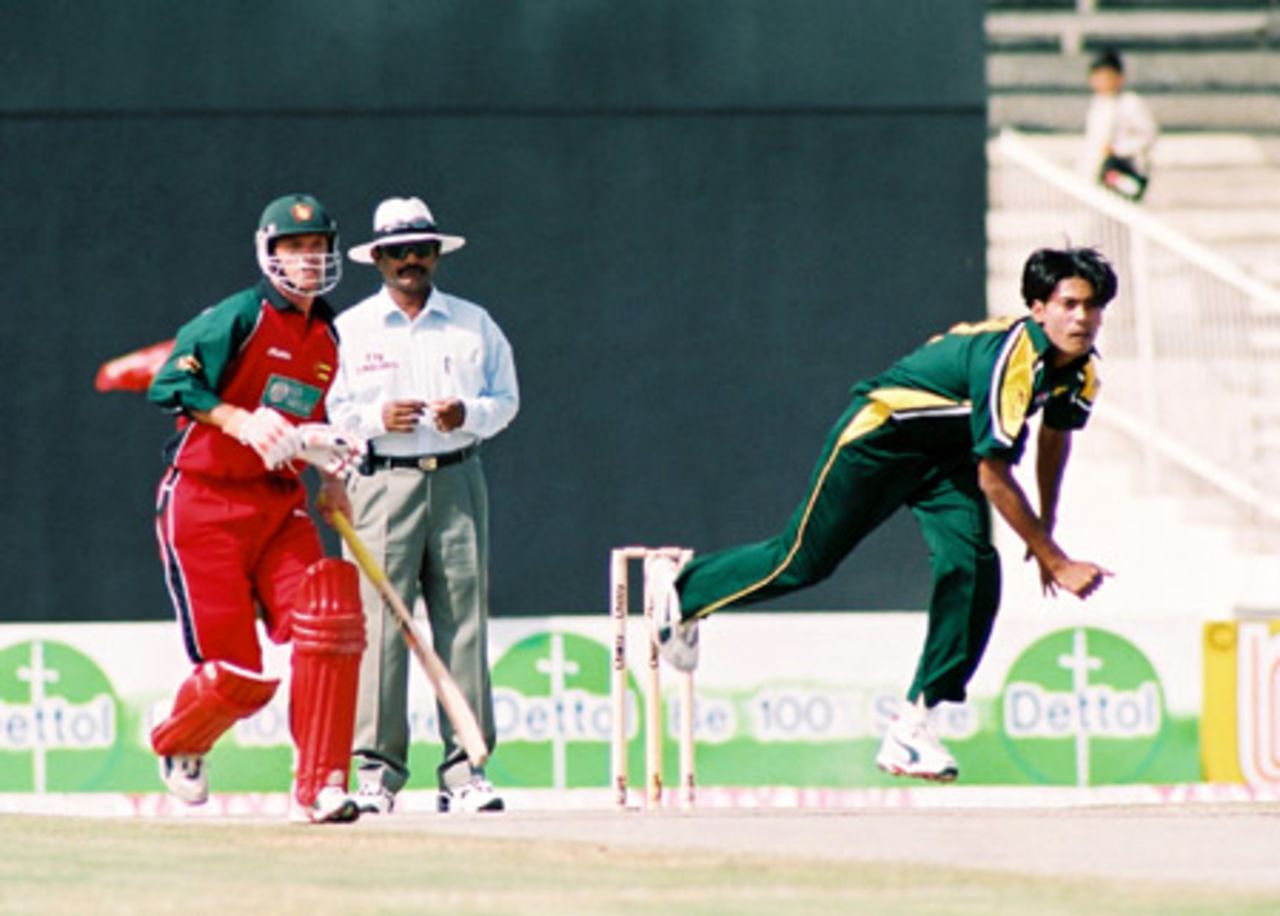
[376,285,451,323]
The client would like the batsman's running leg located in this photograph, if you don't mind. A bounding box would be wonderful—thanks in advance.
[151,661,280,804]
[289,559,365,824]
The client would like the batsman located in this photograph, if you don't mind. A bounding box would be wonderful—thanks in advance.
[146,193,368,823]
[652,247,1116,781]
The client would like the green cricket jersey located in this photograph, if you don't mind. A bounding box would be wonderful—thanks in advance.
[148,280,338,478]
[848,315,1099,464]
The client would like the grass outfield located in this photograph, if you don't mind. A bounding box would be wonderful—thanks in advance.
[1,814,1277,915]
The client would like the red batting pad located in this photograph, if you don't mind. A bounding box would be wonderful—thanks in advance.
[290,559,366,807]
[151,661,280,756]
[94,338,175,393]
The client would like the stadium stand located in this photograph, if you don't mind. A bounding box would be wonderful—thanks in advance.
[985,1,1280,619]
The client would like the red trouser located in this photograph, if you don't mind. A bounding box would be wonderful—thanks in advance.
[155,467,323,671]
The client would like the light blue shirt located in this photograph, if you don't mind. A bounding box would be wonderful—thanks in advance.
[327,286,519,457]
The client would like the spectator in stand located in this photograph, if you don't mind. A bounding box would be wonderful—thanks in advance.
[1080,48,1158,202]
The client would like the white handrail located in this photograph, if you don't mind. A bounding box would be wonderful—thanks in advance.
[996,130,1280,315]
[1093,402,1280,526]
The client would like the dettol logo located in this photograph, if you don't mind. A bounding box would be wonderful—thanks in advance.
[1000,627,1165,785]
[491,631,619,789]
[0,640,119,791]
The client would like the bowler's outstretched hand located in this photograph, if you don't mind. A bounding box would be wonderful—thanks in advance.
[1040,557,1112,599]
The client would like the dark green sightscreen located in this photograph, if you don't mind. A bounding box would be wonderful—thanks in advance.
[0,1,986,620]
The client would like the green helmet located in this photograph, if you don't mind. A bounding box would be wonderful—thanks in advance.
[254,193,342,296]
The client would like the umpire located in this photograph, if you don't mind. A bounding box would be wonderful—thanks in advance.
[327,197,519,813]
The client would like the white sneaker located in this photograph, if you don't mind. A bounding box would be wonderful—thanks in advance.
[355,781,395,815]
[647,553,699,672]
[437,776,505,813]
[875,705,959,782]
[290,785,361,824]
[159,754,208,805]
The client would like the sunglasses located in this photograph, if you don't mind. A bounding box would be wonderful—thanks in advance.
[378,240,439,260]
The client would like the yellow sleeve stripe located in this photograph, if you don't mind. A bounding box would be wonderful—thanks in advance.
[1080,359,1100,403]
[992,325,1036,445]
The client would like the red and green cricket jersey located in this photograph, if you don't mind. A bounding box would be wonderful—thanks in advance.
[148,280,339,479]
[849,315,1099,464]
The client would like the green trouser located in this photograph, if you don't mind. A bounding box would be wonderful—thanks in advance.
[344,457,496,793]
[677,397,1001,705]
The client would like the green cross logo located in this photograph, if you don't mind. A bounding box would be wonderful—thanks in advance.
[1000,627,1165,785]
[0,640,120,792]
[489,631,625,789]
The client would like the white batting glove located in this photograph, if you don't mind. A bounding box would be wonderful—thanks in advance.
[226,406,303,470]
[295,424,366,479]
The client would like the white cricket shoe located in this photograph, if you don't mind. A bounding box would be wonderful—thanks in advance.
[159,754,209,806]
[355,781,396,815]
[291,785,361,824]
[438,776,505,813]
[875,705,959,782]
[647,553,699,673]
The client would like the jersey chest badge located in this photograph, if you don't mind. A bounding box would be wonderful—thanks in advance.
[262,374,324,419]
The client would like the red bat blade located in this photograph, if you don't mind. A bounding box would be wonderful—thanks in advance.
[94,339,175,393]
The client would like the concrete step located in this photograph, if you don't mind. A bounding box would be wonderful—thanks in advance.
[1153,207,1280,242]
[989,51,1280,92]
[991,92,1280,131]
[987,209,1113,243]
[986,282,1023,318]
[993,494,1245,620]
[993,428,1280,620]
[996,525,1280,620]
[1232,554,1280,610]
[989,132,1280,168]
[986,8,1280,53]
[987,170,1280,213]
[989,208,1280,258]
[1140,168,1280,209]
[1250,261,1280,285]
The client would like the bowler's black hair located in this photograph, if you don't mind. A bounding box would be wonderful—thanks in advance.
[1089,48,1124,74]
[1021,247,1118,308]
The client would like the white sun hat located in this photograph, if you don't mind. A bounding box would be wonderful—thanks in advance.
[347,196,467,264]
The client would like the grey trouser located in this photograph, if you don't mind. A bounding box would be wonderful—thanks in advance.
[344,455,496,792]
